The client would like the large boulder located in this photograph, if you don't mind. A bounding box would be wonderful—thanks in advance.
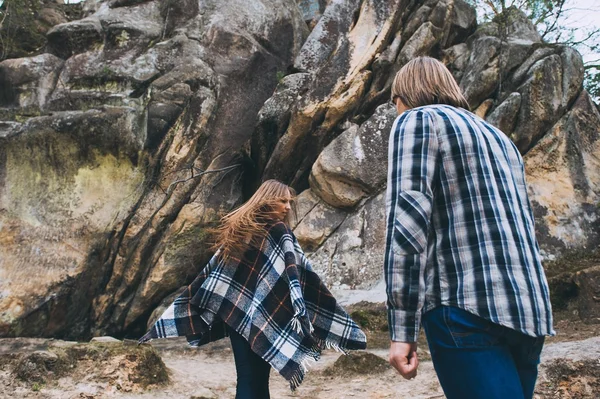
[574,266,600,324]
[0,1,80,60]
[255,0,406,189]
[297,191,387,289]
[509,46,584,152]
[46,18,104,59]
[0,0,308,339]
[459,9,540,110]
[525,91,600,255]
[309,104,396,208]
[0,54,64,110]
[486,92,521,135]
[254,0,477,190]
[293,196,348,252]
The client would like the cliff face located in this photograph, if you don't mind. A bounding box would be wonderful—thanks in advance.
[0,0,598,338]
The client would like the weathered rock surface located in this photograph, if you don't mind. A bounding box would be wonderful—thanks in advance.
[304,192,387,289]
[0,0,82,61]
[510,47,584,151]
[574,266,600,324]
[0,0,599,339]
[0,0,308,339]
[525,91,600,254]
[309,104,395,208]
[0,54,64,110]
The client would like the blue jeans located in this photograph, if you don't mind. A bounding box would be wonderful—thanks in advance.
[229,328,271,399]
[422,306,545,399]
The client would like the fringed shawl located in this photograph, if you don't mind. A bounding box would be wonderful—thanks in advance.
[139,222,367,390]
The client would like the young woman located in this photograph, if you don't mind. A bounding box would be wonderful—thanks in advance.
[140,179,367,398]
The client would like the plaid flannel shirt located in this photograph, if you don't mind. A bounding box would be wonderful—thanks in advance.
[385,104,554,342]
[140,222,366,390]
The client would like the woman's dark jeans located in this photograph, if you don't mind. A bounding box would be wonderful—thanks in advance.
[422,306,545,399]
[229,328,271,399]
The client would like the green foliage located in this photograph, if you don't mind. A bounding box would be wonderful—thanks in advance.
[275,70,286,83]
[584,66,600,100]
[466,0,569,27]
[0,0,83,60]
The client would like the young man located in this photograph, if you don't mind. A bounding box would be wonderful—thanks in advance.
[385,57,554,399]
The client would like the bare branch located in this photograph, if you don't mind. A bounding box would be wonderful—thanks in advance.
[0,1,9,30]
[483,0,501,15]
[163,164,241,195]
[539,0,567,39]
[565,29,600,47]
[0,1,9,60]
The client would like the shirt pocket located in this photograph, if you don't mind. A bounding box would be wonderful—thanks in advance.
[392,190,432,256]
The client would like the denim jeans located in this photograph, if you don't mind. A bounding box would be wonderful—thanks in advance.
[422,306,545,399]
[229,328,271,399]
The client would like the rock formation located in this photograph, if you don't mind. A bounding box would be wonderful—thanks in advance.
[0,0,599,339]
[0,0,308,338]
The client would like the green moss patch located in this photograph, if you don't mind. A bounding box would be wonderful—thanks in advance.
[5,340,169,391]
[346,301,389,349]
[544,249,600,279]
[322,352,390,377]
[544,249,600,311]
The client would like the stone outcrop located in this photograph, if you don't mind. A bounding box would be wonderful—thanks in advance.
[252,1,597,293]
[0,0,308,339]
[525,91,600,255]
[574,266,600,324]
[0,0,82,60]
[309,104,394,209]
[0,0,599,337]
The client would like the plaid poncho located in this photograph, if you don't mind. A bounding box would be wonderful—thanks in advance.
[139,221,367,390]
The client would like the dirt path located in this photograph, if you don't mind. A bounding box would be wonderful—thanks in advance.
[2,305,599,399]
[117,340,446,399]
[2,335,599,399]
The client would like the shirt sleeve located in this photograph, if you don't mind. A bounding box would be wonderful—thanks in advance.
[384,109,439,342]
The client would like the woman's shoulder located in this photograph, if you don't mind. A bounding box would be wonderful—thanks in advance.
[266,221,294,239]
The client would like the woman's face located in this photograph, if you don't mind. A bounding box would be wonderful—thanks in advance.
[272,190,293,221]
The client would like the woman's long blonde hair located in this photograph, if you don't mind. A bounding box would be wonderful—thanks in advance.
[211,179,296,262]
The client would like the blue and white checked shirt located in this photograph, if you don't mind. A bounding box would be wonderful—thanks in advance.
[385,104,554,342]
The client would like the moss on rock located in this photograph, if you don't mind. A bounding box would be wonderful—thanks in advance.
[323,352,389,377]
[6,340,169,389]
[544,249,600,312]
[346,302,390,349]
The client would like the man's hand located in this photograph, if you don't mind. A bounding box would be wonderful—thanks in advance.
[389,341,419,379]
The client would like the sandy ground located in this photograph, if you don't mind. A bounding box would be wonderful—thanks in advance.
[2,304,599,399]
[2,333,599,399]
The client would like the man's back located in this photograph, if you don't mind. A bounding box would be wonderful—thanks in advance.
[385,104,553,339]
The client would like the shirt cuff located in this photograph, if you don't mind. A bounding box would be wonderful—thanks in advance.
[388,308,420,342]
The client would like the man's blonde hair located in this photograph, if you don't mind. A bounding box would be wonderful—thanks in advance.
[391,56,469,110]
